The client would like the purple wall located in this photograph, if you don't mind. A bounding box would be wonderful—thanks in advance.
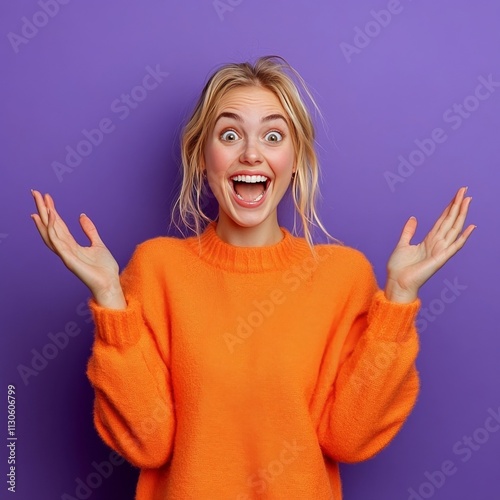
[2,1,499,498]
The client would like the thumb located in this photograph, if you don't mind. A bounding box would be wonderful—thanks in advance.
[397,216,417,247]
[79,214,104,246]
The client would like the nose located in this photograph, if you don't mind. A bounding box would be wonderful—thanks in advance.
[239,138,263,165]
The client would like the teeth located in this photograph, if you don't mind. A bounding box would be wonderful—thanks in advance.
[231,175,269,183]
[235,192,265,202]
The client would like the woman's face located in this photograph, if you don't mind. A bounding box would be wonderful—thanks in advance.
[203,85,295,232]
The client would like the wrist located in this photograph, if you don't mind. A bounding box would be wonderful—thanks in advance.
[384,280,418,304]
[92,280,126,310]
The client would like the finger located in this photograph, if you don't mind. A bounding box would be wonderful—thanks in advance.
[433,187,468,239]
[425,187,463,242]
[44,193,64,224]
[44,193,75,241]
[30,213,56,252]
[45,203,71,258]
[442,223,476,260]
[79,214,105,246]
[45,200,92,267]
[424,198,454,242]
[444,196,472,245]
[31,189,49,226]
[397,216,418,247]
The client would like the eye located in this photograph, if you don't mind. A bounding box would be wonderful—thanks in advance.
[265,130,284,143]
[220,129,240,142]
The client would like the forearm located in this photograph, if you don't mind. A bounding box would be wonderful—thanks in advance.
[319,335,419,462]
[86,296,175,468]
[318,290,421,462]
[88,346,175,468]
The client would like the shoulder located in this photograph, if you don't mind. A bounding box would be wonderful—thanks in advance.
[134,234,185,254]
[310,242,379,305]
[314,242,374,274]
[308,241,378,289]
[125,234,190,272]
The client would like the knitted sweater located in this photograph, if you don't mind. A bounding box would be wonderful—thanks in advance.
[86,221,422,500]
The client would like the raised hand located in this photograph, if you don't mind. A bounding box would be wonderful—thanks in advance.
[30,190,126,309]
[385,186,476,303]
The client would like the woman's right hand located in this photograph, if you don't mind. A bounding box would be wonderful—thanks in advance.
[30,190,126,309]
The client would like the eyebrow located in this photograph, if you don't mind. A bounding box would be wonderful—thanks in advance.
[214,112,288,126]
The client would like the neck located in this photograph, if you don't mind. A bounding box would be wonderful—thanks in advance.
[215,211,283,247]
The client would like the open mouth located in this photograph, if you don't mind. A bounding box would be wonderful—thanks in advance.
[230,175,270,203]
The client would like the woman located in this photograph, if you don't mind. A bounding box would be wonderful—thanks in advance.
[31,56,475,499]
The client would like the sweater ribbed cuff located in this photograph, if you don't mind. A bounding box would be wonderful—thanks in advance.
[87,295,143,348]
[367,289,421,342]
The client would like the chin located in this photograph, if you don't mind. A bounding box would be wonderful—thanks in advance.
[225,207,272,229]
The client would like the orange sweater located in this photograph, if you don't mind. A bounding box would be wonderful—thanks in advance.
[86,221,421,499]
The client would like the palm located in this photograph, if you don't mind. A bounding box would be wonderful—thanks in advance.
[54,232,118,291]
[387,187,475,295]
[31,190,119,296]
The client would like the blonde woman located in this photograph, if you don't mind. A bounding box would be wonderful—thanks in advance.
[31,56,474,499]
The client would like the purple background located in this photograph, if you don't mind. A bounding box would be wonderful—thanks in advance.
[1,1,499,499]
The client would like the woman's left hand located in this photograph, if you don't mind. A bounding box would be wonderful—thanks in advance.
[384,186,476,303]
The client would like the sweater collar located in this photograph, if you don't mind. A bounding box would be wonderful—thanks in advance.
[187,221,310,273]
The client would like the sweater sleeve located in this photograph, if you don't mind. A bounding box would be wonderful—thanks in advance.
[85,240,175,469]
[317,251,421,463]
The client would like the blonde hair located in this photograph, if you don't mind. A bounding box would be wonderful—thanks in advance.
[171,55,342,249]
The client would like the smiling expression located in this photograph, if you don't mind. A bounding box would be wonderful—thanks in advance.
[203,85,296,232]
